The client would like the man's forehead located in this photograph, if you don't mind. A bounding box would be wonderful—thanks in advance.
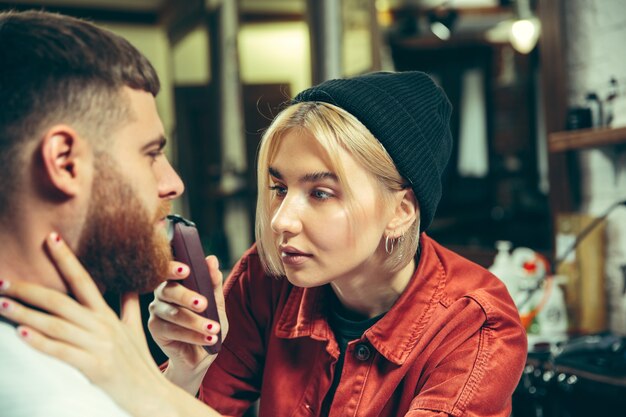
[111,87,165,148]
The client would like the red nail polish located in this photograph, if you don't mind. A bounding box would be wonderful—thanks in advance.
[207,324,213,330]
[0,280,4,287]
[206,335,213,342]
[1,301,9,310]
[177,267,184,274]
[20,329,29,338]
[193,299,200,306]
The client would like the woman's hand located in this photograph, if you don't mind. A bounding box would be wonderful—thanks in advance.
[0,233,212,417]
[148,256,229,392]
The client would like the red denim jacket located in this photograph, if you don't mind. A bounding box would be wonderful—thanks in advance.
[200,234,527,417]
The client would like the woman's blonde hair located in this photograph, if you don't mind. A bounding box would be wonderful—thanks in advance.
[256,101,420,277]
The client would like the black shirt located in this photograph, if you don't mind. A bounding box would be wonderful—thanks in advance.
[321,295,386,415]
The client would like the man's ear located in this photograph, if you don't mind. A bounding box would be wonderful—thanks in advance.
[385,189,420,237]
[40,125,89,197]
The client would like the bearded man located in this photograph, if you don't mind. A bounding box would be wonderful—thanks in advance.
[0,10,189,416]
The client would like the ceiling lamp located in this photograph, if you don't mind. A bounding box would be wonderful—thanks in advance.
[509,0,541,54]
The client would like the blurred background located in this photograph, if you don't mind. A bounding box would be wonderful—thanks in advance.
[3,1,626,415]
[1,0,559,267]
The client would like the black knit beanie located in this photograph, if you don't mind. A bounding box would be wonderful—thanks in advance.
[292,71,453,232]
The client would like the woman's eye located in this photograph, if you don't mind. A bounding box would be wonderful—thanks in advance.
[269,185,287,197]
[312,189,333,200]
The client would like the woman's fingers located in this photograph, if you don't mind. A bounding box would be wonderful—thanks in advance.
[0,296,94,349]
[45,232,109,312]
[16,325,96,375]
[206,255,228,339]
[206,255,224,297]
[148,313,220,347]
[148,298,220,337]
[168,261,190,280]
[154,280,209,314]
[0,279,93,331]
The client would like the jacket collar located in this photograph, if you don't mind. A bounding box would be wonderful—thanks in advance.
[274,234,448,365]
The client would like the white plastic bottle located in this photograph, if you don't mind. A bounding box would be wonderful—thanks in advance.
[489,241,519,301]
[535,275,569,345]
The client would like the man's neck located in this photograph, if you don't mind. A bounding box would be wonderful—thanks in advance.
[0,227,70,293]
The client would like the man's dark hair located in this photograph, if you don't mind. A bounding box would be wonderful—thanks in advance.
[0,10,160,216]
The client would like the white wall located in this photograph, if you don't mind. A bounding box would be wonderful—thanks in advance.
[239,21,311,96]
[173,26,211,85]
[104,23,176,143]
[564,0,626,114]
[562,0,626,334]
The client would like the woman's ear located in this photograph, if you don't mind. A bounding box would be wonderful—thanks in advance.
[385,189,420,237]
[40,125,89,198]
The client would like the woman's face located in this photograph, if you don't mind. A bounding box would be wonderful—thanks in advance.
[268,129,392,288]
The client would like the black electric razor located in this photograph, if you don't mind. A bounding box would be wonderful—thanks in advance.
[167,214,221,354]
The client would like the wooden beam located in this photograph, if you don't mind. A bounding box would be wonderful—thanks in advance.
[159,0,207,45]
[240,11,303,23]
[549,126,626,153]
[538,0,573,260]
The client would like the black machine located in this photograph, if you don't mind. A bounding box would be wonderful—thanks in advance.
[513,333,626,416]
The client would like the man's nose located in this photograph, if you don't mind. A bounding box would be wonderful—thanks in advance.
[270,195,303,236]
[158,158,185,199]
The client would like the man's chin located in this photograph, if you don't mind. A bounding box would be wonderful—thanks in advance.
[77,158,174,296]
[79,237,172,295]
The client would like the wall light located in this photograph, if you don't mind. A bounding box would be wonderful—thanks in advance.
[427,7,458,41]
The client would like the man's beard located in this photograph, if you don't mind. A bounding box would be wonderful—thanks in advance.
[77,155,173,294]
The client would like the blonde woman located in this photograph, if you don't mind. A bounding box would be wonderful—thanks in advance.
[153,71,528,416]
[1,71,526,417]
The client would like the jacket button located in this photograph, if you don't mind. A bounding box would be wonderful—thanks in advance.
[354,343,371,361]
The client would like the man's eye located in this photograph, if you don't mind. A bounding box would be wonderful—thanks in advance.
[148,150,163,161]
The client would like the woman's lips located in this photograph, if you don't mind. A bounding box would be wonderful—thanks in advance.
[279,246,312,266]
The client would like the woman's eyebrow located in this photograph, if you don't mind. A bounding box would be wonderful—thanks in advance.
[269,167,338,184]
[268,166,282,179]
[300,172,338,183]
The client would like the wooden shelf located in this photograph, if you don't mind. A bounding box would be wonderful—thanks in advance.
[549,126,626,153]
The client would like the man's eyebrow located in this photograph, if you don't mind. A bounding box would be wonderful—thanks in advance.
[141,135,167,152]
[268,166,338,183]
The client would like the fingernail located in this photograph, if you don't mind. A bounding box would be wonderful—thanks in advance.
[50,232,62,243]
[192,299,200,307]
[0,279,9,292]
[0,298,13,313]
[207,323,213,330]
[18,327,31,339]
[206,335,213,342]
[177,267,184,274]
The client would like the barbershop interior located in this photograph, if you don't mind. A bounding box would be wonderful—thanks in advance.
[3,0,626,415]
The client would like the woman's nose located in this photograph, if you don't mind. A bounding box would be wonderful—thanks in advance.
[270,196,303,236]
